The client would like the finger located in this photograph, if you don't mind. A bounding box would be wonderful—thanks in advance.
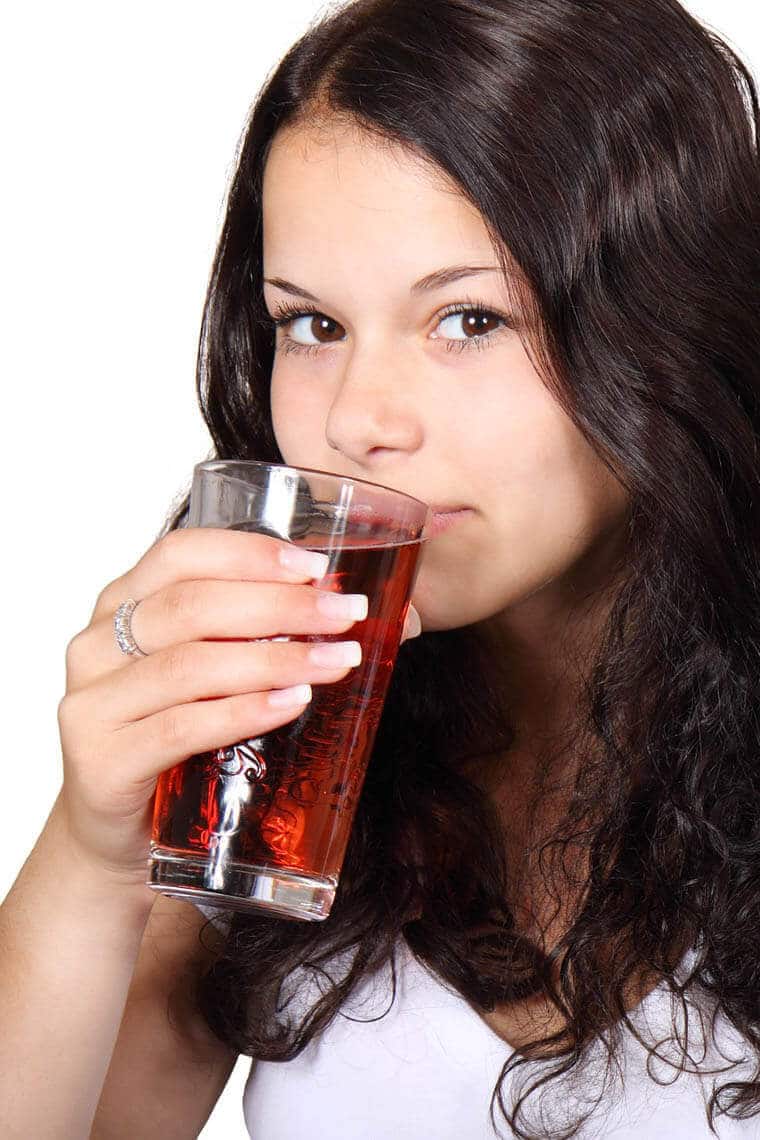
[67,578,367,690]
[61,683,317,804]
[102,685,317,795]
[125,579,367,658]
[90,527,330,626]
[77,636,360,728]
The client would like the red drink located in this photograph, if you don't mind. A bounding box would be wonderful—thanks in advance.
[149,533,422,921]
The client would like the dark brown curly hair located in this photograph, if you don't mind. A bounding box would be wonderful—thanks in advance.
[155,1,760,1135]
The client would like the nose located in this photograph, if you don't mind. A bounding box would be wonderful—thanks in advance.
[324,352,423,470]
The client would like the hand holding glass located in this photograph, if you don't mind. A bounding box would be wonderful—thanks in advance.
[146,461,430,921]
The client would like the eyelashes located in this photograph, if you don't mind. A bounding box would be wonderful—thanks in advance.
[263,298,514,358]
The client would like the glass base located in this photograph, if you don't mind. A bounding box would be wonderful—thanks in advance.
[146,849,336,922]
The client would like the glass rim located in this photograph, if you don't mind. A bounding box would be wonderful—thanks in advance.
[193,459,432,515]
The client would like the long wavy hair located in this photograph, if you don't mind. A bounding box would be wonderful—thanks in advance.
[155,1,760,1135]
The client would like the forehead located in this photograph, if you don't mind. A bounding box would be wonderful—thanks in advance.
[261,120,495,256]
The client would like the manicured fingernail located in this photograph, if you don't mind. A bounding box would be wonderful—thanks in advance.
[267,683,313,708]
[308,640,363,668]
[316,592,369,621]
[403,605,421,640]
[279,545,330,579]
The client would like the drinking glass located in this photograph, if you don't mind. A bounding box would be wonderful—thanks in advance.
[145,460,431,921]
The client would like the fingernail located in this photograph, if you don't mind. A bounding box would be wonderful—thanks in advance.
[279,545,330,579]
[308,640,363,668]
[316,592,369,621]
[267,683,313,708]
[404,605,422,641]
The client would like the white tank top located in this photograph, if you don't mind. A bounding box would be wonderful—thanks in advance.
[194,903,760,1137]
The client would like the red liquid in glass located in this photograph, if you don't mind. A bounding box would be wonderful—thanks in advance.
[151,536,421,890]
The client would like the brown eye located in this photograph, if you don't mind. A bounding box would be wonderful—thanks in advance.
[438,310,502,340]
[302,314,342,343]
[434,305,510,354]
[286,313,343,347]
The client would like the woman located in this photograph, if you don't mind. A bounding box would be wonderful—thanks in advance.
[3,1,760,1137]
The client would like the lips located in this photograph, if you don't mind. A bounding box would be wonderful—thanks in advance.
[426,507,473,538]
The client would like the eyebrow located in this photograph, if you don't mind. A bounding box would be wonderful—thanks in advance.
[262,264,500,301]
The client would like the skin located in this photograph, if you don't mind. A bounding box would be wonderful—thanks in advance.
[260,117,653,1049]
[262,117,630,745]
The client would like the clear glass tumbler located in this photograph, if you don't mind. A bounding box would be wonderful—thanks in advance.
[145,460,431,921]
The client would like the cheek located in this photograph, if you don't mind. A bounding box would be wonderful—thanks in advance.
[269,373,288,452]
[485,402,623,558]
[269,369,321,462]
[414,408,627,631]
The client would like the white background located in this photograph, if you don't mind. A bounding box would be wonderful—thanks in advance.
[1,2,757,1135]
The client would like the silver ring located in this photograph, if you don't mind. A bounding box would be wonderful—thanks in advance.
[114,598,148,657]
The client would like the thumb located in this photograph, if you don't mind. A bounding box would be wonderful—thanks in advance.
[400,603,422,643]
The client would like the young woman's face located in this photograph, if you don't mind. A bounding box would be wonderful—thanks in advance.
[262,121,629,640]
